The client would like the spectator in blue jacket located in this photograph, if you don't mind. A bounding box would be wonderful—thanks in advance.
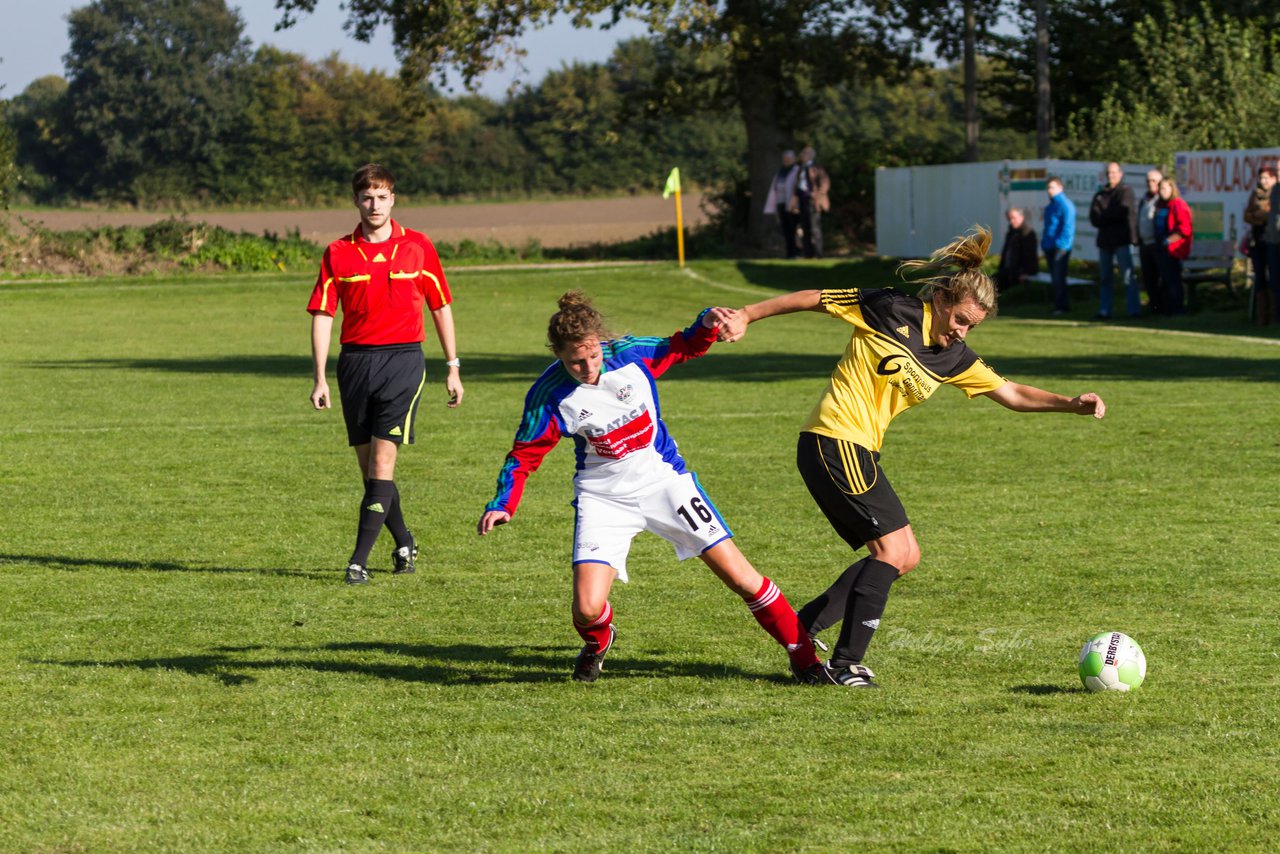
[1042,176,1077,316]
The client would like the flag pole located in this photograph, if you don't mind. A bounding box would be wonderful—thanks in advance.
[663,167,685,268]
[674,186,685,268]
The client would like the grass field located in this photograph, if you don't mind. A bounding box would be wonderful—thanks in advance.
[2,262,1278,851]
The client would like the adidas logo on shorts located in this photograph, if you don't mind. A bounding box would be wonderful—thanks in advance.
[862,618,880,629]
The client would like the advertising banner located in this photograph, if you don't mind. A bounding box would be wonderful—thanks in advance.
[1175,147,1280,246]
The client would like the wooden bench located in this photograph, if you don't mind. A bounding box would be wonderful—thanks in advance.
[1182,239,1238,309]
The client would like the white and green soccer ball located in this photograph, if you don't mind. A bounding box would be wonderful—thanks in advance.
[1078,631,1146,692]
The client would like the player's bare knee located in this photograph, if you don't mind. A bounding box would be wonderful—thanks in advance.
[572,602,605,625]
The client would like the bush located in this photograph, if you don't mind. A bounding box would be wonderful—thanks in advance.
[0,217,323,277]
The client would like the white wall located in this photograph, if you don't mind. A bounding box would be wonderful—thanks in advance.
[876,159,1154,262]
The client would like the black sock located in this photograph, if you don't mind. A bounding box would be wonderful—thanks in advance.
[382,482,412,548]
[349,479,396,567]
[797,558,868,635]
[830,559,899,666]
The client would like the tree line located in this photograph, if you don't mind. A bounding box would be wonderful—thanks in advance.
[4,0,1280,249]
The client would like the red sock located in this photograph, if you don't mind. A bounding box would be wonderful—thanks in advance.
[573,601,614,652]
[747,578,820,669]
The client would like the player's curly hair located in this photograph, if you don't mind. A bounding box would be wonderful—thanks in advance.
[548,290,612,353]
[898,226,999,318]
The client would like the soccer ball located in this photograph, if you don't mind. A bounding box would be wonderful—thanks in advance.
[1078,631,1146,692]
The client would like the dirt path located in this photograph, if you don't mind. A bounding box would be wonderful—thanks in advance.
[16,194,709,248]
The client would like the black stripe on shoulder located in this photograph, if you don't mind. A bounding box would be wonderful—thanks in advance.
[821,289,862,306]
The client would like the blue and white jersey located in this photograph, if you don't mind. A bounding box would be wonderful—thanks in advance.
[485,312,716,516]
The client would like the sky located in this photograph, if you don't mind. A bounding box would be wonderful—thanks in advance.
[0,1,649,100]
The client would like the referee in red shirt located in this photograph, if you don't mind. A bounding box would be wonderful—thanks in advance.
[307,164,464,584]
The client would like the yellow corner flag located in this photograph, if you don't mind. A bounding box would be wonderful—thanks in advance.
[663,167,685,267]
[662,167,681,199]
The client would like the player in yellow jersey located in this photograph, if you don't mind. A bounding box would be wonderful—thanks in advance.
[717,228,1106,687]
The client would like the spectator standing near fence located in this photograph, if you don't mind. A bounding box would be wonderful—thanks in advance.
[1154,177,1193,316]
[763,150,800,259]
[1042,177,1076,316]
[994,207,1038,293]
[793,146,831,259]
[1089,162,1141,320]
[1243,167,1274,326]
[1136,169,1165,316]
[1266,170,1280,324]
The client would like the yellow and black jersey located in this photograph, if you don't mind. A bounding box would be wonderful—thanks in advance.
[801,288,1007,450]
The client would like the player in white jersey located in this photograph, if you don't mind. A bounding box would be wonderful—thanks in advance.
[477,291,831,684]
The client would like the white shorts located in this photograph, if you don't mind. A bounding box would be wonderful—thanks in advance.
[572,472,733,583]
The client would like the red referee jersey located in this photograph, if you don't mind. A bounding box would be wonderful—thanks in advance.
[306,219,453,345]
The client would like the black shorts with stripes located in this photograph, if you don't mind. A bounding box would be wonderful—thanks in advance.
[795,431,910,550]
[336,343,426,447]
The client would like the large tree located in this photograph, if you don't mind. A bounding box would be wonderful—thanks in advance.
[275,0,911,247]
[1062,2,1280,164]
[61,0,250,200]
[992,0,1279,151]
[895,0,1011,162]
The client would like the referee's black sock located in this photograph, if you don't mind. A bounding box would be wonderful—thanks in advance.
[349,478,396,568]
[830,559,899,667]
[381,482,413,548]
[797,558,867,636]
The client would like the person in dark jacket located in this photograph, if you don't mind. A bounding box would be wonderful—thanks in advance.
[1242,166,1274,326]
[1089,162,1141,319]
[1267,169,1280,323]
[994,207,1039,293]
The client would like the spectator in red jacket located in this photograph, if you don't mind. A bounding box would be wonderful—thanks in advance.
[1154,177,1193,315]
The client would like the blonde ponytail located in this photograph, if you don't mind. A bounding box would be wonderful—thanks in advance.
[898,226,999,317]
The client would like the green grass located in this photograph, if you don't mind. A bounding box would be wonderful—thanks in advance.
[1,261,1278,851]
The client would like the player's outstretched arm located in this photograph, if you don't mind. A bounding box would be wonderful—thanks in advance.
[984,382,1106,419]
[477,509,511,536]
[431,304,464,408]
[718,290,824,342]
[309,312,334,410]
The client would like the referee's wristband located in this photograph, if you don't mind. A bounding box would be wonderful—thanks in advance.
[445,358,461,368]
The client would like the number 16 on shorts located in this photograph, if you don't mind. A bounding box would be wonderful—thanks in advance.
[572,473,735,577]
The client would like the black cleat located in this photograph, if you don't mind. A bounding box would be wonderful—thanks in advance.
[572,624,616,683]
[345,563,369,585]
[391,538,418,575]
[830,663,879,688]
[791,661,839,685]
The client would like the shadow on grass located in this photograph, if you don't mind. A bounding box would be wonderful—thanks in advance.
[44,640,785,687]
[26,347,1275,387]
[0,552,329,580]
[1009,684,1076,695]
[985,353,1279,383]
[26,354,313,377]
[22,349,845,384]
[734,258,901,293]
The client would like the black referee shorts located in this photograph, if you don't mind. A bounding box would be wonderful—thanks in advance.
[796,431,910,550]
[336,343,426,447]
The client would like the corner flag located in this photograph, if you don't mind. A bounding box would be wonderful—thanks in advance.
[663,167,685,267]
[662,167,681,199]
